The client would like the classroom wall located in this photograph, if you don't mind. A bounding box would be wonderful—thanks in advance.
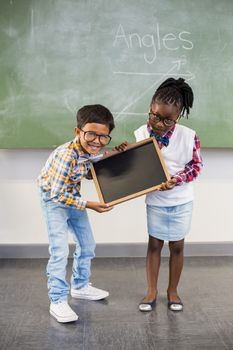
[0,148,232,246]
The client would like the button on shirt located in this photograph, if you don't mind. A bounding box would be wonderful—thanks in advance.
[38,138,103,210]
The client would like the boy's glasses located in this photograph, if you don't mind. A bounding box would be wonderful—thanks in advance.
[148,112,180,127]
[80,129,112,145]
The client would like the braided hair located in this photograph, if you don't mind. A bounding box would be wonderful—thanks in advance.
[151,78,194,118]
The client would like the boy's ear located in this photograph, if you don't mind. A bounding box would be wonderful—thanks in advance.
[74,127,81,137]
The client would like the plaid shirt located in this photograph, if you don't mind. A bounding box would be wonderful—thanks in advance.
[38,138,102,210]
[147,123,203,185]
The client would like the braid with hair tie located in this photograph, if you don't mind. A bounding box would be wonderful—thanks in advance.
[151,77,194,118]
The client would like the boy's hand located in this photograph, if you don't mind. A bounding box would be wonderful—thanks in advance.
[86,201,113,213]
[158,178,177,191]
[113,141,128,152]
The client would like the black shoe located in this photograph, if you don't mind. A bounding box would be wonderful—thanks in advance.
[139,299,156,312]
[167,299,183,312]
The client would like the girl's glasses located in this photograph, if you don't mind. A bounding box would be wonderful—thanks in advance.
[80,129,112,145]
[148,112,180,127]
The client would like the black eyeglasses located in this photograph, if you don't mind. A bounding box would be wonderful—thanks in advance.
[80,129,112,145]
[148,112,180,127]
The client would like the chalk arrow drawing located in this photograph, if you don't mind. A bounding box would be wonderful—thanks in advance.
[113,71,195,80]
[114,61,195,121]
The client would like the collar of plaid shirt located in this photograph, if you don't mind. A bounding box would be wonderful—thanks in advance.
[73,137,104,163]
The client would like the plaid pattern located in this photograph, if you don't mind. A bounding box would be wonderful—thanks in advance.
[147,123,203,185]
[38,138,93,210]
[174,134,203,185]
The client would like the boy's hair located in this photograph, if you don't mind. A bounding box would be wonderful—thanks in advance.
[151,78,194,118]
[76,104,115,132]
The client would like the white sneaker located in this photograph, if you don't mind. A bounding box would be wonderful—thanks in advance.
[71,283,109,301]
[50,301,79,323]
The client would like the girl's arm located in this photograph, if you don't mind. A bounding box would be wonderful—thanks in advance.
[159,134,203,191]
[174,134,203,185]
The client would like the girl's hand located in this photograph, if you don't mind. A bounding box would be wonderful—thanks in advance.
[86,201,114,213]
[158,177,177,191]
[113,141,128,152]
[103,141,128,157]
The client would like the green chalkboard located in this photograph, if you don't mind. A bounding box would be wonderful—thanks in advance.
[0,0,233,148]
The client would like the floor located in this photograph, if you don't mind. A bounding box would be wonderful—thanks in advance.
[1,257,233,350]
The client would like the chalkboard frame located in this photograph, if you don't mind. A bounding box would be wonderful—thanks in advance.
[91,137,170,206]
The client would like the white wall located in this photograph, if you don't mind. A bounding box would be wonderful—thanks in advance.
[0,149,232,244]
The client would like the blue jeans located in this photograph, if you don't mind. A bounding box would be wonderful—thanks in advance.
[40,195,96,303]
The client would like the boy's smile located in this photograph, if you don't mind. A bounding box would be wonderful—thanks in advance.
[75,123,110,155]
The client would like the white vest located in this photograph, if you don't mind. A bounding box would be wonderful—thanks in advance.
[134,124,195,207]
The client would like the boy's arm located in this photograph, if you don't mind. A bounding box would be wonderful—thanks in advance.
[50,154,113,212]
[50,154,87,210]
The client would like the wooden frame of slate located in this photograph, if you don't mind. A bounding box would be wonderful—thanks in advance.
[91,137,170,206]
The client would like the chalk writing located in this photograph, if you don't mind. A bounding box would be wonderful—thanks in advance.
[113,23,193,64]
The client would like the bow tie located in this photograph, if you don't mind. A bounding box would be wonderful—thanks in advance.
[150,131,169,147]
[155,135,169,147]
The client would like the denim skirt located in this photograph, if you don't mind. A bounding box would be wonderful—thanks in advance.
[146,201,193,242]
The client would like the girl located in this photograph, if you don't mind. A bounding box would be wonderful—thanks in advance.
[134,78,203,312]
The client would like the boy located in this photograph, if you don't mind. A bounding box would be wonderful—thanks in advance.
[38,104,125,323]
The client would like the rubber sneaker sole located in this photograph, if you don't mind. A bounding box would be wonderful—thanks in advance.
[49,309,79,323]
[71,290,109,301]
